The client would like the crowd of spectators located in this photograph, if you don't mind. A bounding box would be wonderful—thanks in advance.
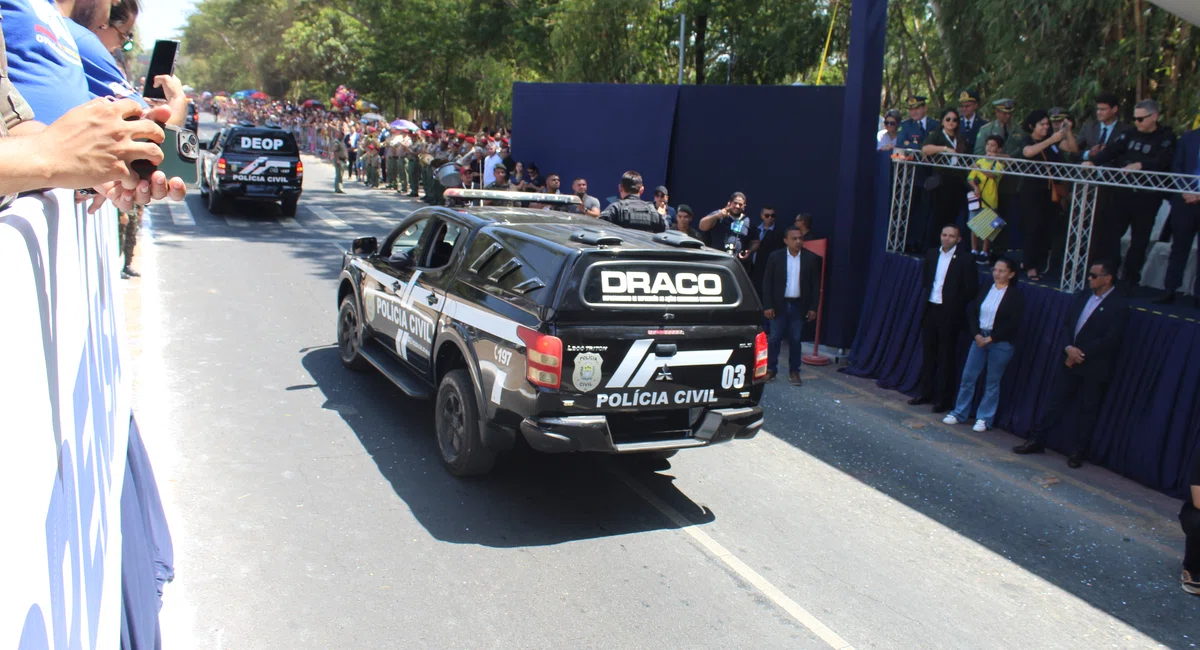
[879,89,1200,307]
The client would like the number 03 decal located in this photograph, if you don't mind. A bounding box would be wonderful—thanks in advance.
[721,364,747,389]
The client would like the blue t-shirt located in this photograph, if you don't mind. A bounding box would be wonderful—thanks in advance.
[1,0,89,124]
[67,18,146,106]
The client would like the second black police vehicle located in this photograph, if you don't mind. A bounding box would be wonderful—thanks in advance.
[336,188,766,477]
[199,122,303,216]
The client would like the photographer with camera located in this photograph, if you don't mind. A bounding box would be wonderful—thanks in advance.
[699,192,752,258]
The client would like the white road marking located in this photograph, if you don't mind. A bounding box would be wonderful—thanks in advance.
[167,200,195,225]
[225,216,249,228]
[615,471,856,650]
[278,217,303,230]
[310,205,349,229]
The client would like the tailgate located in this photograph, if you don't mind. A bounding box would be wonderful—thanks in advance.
[556,324,761,411]
[228,155,299,184]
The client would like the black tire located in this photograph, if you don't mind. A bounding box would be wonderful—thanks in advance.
[435,369,495,477]
[336,297,370,371]
[281,197,298,217]
[207,187,225,214]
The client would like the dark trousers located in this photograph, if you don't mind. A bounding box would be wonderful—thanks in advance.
[1028,369,1108,455]
[1020,191,1057,274]
[346,151,358,179]
[918,302,961,407]
[1182,505,1200,573]
[1096,190,1161,283]
[1165,197,1200,295]
[767,300,807,374]
[928,182,966,248]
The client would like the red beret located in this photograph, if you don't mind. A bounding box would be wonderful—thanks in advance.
[465,136,476,144]
[500,138,510,145]
[447,129,456,135]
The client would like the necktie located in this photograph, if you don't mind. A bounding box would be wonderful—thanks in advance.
[1100,125,1110,145]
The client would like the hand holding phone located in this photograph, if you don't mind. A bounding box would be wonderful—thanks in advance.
[142,40,180,100]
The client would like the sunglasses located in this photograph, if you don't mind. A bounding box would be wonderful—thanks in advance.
[762,213,776,218]
[1088,272,1109,279]
[110,24,135,52]
[1133,114,1155,123]
[944,117,959,123]
[884,120,898,125]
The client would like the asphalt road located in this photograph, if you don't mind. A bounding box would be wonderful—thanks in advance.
[132,114,1199,649]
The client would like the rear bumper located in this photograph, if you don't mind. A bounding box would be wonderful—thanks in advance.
[216,183,302,201]
[519,406,763,454]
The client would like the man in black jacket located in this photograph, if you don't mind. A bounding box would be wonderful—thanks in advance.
[1083,99,1176,286]
[598,170,666,233]
[910,225,979,412]
[1182,446,1200,596]
[748,206,786,296]
[761,227,822,385]
[1014,260,1130,468]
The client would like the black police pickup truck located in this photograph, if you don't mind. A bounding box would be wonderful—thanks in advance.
[199,123,303,216]
[336,188,766,476]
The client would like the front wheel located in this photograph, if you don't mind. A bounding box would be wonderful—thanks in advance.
[435,369,495,477]
[337,297,370,371]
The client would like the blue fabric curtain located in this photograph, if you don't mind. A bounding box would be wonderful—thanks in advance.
[845,252,1200,497]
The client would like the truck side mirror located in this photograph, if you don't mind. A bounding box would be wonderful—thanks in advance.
[352,236,377,255]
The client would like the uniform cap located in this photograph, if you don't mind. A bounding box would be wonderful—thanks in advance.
[654,186,669,195]
[447,129,456,135]
[465,136,476,144]
[958,89,980,103]
[992,99,1015,113]
[1048,107,1069,122]
[493,163,507,172]
[906,96,927,109]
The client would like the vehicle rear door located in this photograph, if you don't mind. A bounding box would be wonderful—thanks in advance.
[552,253,763,416]
[226,131,300,194]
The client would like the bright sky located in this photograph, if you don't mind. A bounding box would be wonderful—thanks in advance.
[137,0,198,47]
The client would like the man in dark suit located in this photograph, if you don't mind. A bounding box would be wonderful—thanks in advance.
[762,227,822,385]
[748,206,786,295]
[1154,126,1200,307]
[1074,93,1134,163]
[1014,260,1130,468]
[909,225,979,412]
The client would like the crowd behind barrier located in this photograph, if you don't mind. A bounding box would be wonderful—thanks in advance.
[1,190,171,649]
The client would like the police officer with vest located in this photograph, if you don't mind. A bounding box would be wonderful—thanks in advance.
[598,171,666,233]
[1084,99,1177,286]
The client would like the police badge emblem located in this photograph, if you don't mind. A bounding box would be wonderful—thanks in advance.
[572,353,603,393]
[364,291,376,321]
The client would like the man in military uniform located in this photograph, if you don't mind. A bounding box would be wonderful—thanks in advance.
[897,96,938,150]
[332,132,348,194]
[407,132,424,197]
[974,99,1016,155]
[362,130,382,188]
[484,163,515,207]
[118,206,142,279]
[386,136,402,190]
[599,171,666,233]
[957,89,988,152]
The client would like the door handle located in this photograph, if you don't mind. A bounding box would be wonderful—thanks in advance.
[426,293,439,305]
[392,281,403,292]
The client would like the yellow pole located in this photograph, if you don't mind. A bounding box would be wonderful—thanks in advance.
[816,0,841,86]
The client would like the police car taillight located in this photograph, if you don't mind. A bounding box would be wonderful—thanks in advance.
[295,160,304,179]
[217,157,227,175]
[518,326,562,390]
[753,332,768,380]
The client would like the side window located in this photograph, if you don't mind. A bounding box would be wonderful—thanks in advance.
[421,220,465,269]
[464,234,548,295]
[385,217,430,262]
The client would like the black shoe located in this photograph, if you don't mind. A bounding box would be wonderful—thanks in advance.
[932,403,951,414]
[1152,290,1177,305]
[1183,569,1200,596]
[1067,452,1084,469]
[789,372,803,386]
[122,267,140,278]
[907,396,932,406]
[1012,439,1045,455]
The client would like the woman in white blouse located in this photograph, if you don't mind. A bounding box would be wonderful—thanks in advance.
[944,258,1025,432]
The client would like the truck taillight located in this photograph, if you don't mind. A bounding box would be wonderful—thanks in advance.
[295,160,304,178]
[753,332,768,380]
[518,326,562,390]
[217,157,226,175]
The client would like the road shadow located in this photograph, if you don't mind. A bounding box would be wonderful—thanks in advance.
[300,346,715,548]
[767,371,1199,647]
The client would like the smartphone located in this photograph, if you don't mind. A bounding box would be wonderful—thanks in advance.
[142,40,180,100]
[131,124,199,186]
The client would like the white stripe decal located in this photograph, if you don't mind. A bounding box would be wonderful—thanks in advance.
[478,360,506,404]
[396,330,409,361]
[443,298,522,345]
[626,349,733,388]
[606,339,654,389]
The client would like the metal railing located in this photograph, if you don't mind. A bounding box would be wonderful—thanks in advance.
[887,148,1200,291]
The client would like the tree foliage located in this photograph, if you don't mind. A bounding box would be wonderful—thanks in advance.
[174,0,1200,126]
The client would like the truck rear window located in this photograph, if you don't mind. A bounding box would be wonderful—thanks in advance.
[228,132,298,155]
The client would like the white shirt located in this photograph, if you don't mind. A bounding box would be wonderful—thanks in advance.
[784,249,802,298]
[979,285,1007,331]
[929,247,955,304]
[483,153,502,185]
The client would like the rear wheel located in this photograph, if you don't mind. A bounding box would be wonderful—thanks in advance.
[207,187,225,214]
[336,297,369,371]
[436,369,495,477]
[281,197,298,217]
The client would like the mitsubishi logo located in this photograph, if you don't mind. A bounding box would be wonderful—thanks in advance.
[654,365,674,382]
